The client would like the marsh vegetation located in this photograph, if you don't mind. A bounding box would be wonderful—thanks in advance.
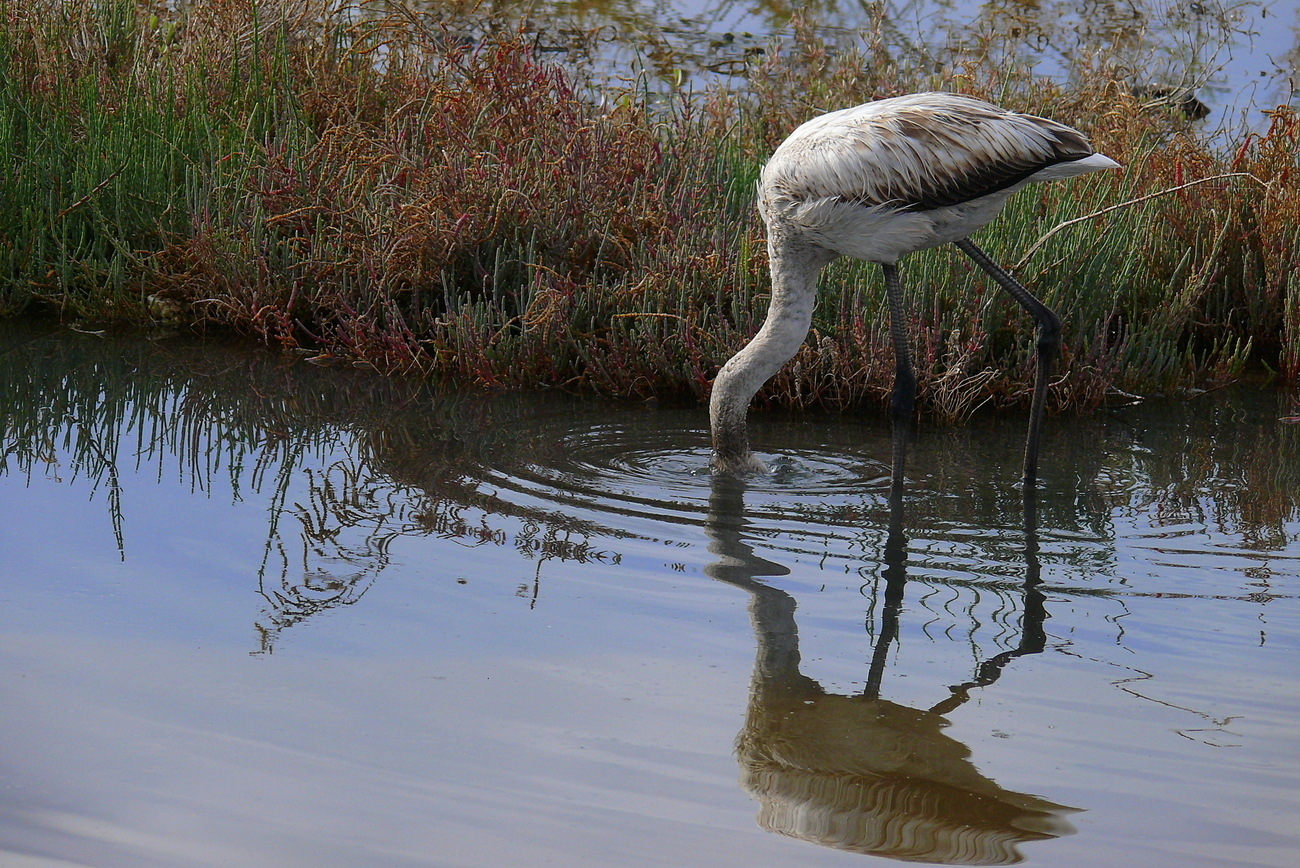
[1,0,1297,419]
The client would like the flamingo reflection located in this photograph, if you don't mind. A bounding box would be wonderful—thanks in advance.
[705,476,1078,864]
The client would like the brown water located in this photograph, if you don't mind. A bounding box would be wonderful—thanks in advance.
[1,322,1298,867]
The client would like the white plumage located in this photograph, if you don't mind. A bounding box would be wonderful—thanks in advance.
[709,92,1121,480]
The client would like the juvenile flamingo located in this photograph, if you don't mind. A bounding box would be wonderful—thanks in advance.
[709,92,1120,482]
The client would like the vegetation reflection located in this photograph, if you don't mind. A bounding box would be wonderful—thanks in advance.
[1,324,1295,662]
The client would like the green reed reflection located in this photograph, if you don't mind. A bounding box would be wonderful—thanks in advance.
[0,321,1295,661]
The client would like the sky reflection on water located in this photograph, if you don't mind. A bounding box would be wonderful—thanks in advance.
[0,323,1298,867]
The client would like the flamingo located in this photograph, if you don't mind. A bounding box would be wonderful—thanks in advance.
[708,92,1121,482]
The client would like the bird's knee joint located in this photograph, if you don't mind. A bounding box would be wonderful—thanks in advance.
[1037,315,1062,350]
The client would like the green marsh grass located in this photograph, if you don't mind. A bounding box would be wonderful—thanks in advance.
[1,0,1297,419]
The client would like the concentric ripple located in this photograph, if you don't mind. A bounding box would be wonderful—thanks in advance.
[396,387,1299,632]
[469,412,898,548]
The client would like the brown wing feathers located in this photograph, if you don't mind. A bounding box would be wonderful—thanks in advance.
[854,109,1093,212]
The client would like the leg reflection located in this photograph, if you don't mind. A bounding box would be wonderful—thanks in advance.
[866,448,909,700]
[931,488,1049,716]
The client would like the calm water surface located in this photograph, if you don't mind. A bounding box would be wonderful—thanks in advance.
[1,323,1297,867]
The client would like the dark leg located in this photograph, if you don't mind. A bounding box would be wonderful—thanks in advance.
[882,263,915,491]
[881,262,917,422]
[954,238,1061,485]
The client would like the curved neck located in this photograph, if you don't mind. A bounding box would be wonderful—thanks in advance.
[709,240,833,473]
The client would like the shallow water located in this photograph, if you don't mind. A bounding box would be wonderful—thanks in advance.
[428,0,1298,134]
[1,322,1297,867]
